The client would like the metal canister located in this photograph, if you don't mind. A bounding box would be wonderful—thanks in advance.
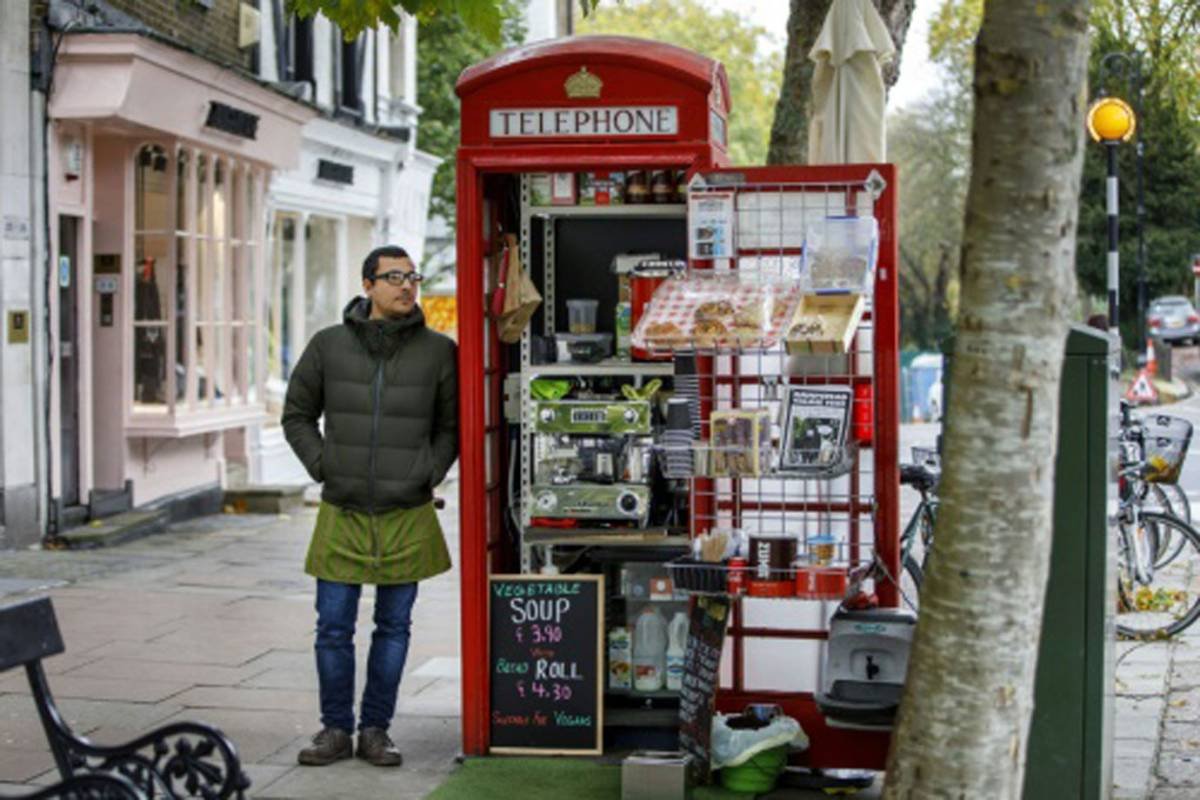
[631,259,686,361]
[727,557,747,596]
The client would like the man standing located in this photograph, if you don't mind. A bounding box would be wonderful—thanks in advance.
[283,245,457,767]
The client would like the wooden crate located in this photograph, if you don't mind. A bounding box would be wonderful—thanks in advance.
[784,293,865,355]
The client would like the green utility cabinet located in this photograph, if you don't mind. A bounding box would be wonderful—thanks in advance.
[1023,326,1115,800]
[945,326,1114,799]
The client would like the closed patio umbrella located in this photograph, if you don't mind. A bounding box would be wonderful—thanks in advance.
[807,0,896,165]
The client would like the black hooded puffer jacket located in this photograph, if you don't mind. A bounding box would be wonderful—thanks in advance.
[282,297,458,512]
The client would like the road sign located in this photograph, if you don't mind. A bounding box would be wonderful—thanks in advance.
[1125,369,1159,404]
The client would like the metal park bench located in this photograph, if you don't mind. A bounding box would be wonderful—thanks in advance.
[0,596,250,799]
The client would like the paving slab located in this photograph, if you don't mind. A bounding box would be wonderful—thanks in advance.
[172,686,318,713]
[1155,752,1200,786]
[256,763,447,799]
[60,656,265,687]
[0,748,57,784]
[32,675,190,704]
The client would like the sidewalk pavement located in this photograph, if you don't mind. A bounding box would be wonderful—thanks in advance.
[0,473,464,799]
[1115,633,1200,799]
[0,453,1193,799]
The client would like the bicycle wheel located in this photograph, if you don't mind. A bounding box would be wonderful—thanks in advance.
[898,505,935,611]
[1160,483,1191,525]
[1150,484,1191,568]
[1117,511,1200,640]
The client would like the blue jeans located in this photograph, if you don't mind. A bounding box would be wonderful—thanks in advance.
[314,579,418,733]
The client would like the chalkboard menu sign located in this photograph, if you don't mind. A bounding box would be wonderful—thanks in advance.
[489,575,604,755]
[678,596,730,782]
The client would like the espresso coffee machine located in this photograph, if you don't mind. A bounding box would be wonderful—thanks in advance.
[531,398,655,525]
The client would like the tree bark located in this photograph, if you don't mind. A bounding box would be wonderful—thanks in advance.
[882,0,1091,796]
[767,0,915,165]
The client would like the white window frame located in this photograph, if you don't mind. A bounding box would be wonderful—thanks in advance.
[126,140,268,437]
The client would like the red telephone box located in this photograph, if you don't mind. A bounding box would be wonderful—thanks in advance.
[454,36,900,767]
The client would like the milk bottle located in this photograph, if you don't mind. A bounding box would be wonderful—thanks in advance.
[633,607,668,692]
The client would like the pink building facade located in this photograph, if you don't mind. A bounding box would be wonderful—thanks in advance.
[46,32,315,523]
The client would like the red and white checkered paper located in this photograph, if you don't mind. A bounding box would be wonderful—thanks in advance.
[631,275,802,352]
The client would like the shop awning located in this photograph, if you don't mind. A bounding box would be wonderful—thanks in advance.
[50,33,316,169]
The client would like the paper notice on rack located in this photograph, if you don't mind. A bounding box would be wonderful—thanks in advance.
[688,192,736,260]
[780,386,853,471]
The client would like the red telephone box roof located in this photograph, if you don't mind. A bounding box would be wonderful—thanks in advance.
[455,36,730,153]
[456,36,730,113]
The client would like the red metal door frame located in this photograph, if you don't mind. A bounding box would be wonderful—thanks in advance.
[456,145,727,756]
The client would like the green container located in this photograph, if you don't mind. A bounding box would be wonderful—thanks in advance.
[946,326,1115,799]
[718,746,787,794]
[1023,326,1115,799]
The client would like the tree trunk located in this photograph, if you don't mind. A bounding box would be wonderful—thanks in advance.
[767,0,915,165]
[882,0,1091,797]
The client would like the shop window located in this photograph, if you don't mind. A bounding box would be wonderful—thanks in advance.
[130,143,265,434]
[285,13,314,85]
[268,214,296,394]
[339,34,365,114]
[305,216,339,338]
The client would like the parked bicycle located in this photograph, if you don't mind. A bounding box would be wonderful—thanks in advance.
[1115,401,1200,639]
[897,446,939,609]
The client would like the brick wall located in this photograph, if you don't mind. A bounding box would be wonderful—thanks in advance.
[104,0,251,71]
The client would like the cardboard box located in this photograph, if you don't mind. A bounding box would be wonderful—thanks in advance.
[528,173,552,206]
[621,751,693,800]
[551,172,577,205]
[608,627,632,690]
[784,293,865,355]
[615,301,632,360]
[579,171,626,205]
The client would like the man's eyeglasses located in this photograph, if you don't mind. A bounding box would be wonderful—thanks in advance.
[371,270,424,287]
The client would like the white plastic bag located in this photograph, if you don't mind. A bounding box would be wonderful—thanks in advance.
[710,713,809,769]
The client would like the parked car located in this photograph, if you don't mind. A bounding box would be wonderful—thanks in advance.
[1148,296,1200,345]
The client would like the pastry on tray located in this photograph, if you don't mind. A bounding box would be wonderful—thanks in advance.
[788,315,828,339]
[644,321,688,347]
[691,318,728,347]
[731,307,766,342]
[694,299,736,321]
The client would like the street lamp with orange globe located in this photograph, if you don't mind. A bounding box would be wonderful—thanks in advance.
[1087,95,1137,350]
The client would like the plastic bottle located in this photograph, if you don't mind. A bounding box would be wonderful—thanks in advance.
[633,607,669,692]
[666,612,689,691]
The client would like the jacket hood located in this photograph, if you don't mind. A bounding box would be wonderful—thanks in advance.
[342,296,426,358]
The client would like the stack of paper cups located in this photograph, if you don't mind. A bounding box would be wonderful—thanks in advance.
[662,398,694,478]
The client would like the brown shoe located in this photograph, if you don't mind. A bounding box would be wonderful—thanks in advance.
[297,727,353,766]
[356,727,403,767]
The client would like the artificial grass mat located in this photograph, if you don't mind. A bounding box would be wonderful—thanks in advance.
[426,757,756,800]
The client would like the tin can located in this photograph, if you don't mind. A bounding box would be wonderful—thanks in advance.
[727,557,747,596]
